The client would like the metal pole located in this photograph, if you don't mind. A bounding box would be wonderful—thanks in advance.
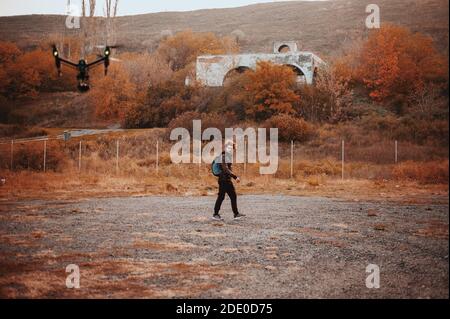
[395,140,398,164]
[341,140,345,180]
[244,140,247,176]
[290,140,294,179]
[116,140,119,174]
[78,140,82,172]
[156,140,159,173]
[10,140,14,171]
[43,140,47,172]
[198,141,201,174]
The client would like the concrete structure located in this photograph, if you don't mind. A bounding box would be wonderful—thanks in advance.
[273,41,298,53]
[196,41,324,87]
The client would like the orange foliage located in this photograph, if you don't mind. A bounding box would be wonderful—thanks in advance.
[0,45,50,98]
[243,61,300,121]
[357,24,448,101]
[11,49,58,97]
[392,160,449,184]
[157,30,239,74]
[89,64,138,120]
[167,111,236,136]
[118,52,173,89]
[264,113,315,142]
[0,42,20,97]
[123,80,205,128]
[0,42,21,64]
[0,40,79,99]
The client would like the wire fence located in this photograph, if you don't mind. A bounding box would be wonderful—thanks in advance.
[0,133,405,180]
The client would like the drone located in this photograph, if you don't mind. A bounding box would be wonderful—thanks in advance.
[52,45,119,92]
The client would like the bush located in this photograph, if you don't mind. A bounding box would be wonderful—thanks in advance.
[123,81,204,128]
[13,142,65,171]
[264,114,315,142]
[0,125,48,139]
[298,65,353,122]
[0,95,11,123]
[166,111,236,139]
[392,160,449,184]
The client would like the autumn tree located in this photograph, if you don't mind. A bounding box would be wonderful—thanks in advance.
[243,61,301,121]
[156,30,239,78]
[123,80,206,128]
[0,41,21,64]
[0,42,61,99]
[299,64,353,122]
[89,64,138,120]
[356,24,448,102]
[0,42,21,97]
[118,52,173,90]
[206,71,250,121]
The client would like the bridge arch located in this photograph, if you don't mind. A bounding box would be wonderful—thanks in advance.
[284,64,307,83]
[222,66,253,86]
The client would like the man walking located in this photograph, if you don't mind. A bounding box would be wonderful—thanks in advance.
[213,140,246,221]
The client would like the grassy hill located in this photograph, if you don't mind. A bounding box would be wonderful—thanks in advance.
[0,0,448,131]
[0,0,448,55]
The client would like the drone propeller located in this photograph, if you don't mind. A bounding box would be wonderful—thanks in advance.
[94,44,124,49]
[96,54,122,62]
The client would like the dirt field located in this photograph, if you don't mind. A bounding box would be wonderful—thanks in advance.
[0,194,448,299]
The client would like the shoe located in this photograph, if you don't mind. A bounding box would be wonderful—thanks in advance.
[234,213,246,220]
[212,214,224,221]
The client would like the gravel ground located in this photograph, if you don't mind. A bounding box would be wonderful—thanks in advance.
[0,195,448,298]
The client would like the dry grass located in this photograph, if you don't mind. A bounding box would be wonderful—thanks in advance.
[392,160,449,184]
[0,128,447,203]
[0,162,448,205]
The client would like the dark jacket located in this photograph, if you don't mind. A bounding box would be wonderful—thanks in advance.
[219,152,237,182]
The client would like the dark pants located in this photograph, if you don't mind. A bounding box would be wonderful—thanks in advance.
[214,180,239,216]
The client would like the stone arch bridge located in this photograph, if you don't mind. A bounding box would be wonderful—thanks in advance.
[196,42,324,87]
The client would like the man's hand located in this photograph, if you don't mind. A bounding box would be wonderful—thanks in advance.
[236,177,241,184]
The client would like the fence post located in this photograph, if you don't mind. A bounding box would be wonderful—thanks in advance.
[244,140,247,176]
[10,140,14,171]
[198,140,201,175]
[116,140,120,174]
[341,140,345,180]
[290,140,294,179]
[395,140,398,164]
[156,140,159,173]
[78,140,82,172]
[43,140,47,173]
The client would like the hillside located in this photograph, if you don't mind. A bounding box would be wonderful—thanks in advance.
[0,0,448,55]
[0,0,448,131]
